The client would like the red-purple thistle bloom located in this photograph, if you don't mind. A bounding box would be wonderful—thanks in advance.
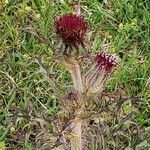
[83,51,119,94]
[96,51,118,72]
[55,14,88,50]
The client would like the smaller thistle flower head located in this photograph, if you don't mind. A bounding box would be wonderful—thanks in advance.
[96,51,118,73]
[83,51,120,94]
[55,14,88,50]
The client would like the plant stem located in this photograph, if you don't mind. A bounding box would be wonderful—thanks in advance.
[64,58,83,150]
[69,64,83,92]
[70,118,82,150]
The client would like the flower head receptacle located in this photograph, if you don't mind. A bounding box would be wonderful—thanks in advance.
[55,14,88,51]
[83,50,120,94]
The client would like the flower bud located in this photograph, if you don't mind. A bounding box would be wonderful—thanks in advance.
[83,51,120,94]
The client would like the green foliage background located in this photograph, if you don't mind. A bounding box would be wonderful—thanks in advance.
[0,0,149,149]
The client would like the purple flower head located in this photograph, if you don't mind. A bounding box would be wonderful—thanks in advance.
[83,50,119,94]
[55,14,88,49]
[96,51,118,73]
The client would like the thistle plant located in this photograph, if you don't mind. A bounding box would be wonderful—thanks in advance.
[50,5,120,150]
[25,3,120,150]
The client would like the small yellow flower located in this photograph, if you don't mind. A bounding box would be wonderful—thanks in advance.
[10,127,15,132]
[25,6,31,11]
[94,118,99,124]
[5,0,9,4]
[23,54,30,59]
[36,14,40,19]
[119,23,123,29]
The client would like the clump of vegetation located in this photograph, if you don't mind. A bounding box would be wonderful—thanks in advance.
[0,0,149,150]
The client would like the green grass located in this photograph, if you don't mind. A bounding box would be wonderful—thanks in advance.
[0,0,150,149]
